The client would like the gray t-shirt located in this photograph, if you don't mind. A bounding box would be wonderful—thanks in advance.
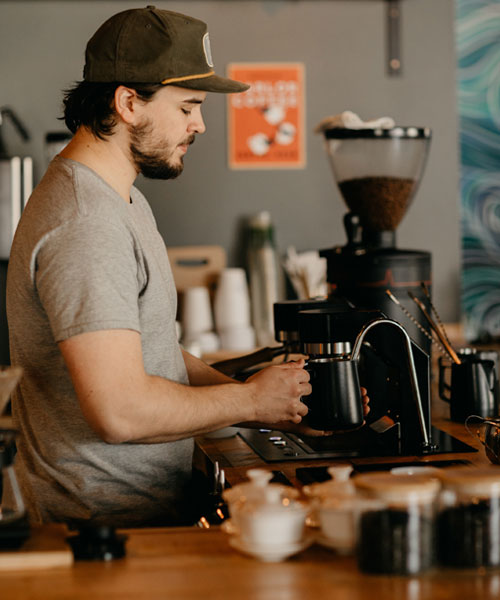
[6,156,194,528]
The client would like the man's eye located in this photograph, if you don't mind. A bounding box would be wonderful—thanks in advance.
[181,108,191,115]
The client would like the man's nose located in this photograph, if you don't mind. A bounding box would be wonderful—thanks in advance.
[189,113,206,134]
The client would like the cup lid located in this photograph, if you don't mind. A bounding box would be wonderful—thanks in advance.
[302,464,355,502]
[438,466,500,496]
[222,468,300,509]
[354,472,441,505]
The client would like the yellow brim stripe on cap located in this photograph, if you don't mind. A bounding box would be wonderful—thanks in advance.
[161,70,215,85]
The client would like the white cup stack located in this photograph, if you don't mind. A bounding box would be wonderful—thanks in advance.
[181,286,219,355]
[214,268,255,351]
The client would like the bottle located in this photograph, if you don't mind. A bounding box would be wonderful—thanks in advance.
[246,211,285,347]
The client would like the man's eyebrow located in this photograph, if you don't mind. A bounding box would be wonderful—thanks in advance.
[183,98,204,104]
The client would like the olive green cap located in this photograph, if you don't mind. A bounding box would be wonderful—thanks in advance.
[83,5,249,93]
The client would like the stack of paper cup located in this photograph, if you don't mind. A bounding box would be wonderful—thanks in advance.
[214,268,255,351]
[181,286,219,354]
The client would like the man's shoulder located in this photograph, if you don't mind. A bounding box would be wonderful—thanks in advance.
[26,157,128,223]
[13,158,138,267]
[59,157,124,213]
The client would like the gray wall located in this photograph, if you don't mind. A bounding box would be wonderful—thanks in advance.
[0,0,461,321]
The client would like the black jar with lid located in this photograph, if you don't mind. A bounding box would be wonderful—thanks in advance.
[354,472,440,575]
[438,467,500,568]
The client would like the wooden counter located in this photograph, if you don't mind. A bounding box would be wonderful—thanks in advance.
[2,521,500,599]
[2,400,494,598]
[2,402,497,600]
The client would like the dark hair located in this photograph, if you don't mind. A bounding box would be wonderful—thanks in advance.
[60,81,163,139]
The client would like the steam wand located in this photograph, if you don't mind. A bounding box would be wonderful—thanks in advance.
[351,317,435,452]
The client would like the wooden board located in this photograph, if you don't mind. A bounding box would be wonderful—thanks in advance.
[0,524,73,571]
[167,245,226,293]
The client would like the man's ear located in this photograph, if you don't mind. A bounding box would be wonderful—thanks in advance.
[114,86,140,124]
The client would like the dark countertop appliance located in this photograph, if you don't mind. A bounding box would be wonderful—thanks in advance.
[219,126,476,463]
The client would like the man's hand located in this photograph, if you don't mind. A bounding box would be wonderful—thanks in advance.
[268,386,371,437]
[244,358,311,425]
[361,386,370,417]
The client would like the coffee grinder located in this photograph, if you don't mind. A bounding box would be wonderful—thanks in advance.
[319,126,432,353]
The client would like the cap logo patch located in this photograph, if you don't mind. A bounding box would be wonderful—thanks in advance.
[203,33,214,68]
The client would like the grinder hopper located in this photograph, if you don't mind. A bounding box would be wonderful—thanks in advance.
[323,126,431,247]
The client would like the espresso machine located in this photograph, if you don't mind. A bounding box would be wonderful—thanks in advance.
[236,298,477,464]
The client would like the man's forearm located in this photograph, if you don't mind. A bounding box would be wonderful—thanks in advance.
[182,349,239,386]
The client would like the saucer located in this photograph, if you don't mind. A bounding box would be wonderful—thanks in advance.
[228,535,313,563]
[221,519,238,535]
[314,532,354,555]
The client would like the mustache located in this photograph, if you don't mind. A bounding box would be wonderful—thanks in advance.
[180,135,195,146]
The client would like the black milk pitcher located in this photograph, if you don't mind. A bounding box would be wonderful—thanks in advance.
[439,349,499,423]
[303,355,364,431]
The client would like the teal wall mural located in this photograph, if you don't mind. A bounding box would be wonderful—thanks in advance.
[457,0,500,342]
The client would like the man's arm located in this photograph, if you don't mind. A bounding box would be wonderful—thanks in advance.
[58,329,311,444]
[182,348,370,437]
[181,348,335,437]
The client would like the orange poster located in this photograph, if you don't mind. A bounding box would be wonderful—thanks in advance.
[227,63,305,169]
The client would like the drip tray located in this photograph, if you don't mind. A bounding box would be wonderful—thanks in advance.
[237,426,478,463]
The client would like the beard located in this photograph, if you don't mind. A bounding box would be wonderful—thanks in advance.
[128,118,194,180]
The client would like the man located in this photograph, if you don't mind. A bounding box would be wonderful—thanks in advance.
[7,6,368,528]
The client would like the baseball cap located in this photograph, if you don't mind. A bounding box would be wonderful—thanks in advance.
[83,5,249,93]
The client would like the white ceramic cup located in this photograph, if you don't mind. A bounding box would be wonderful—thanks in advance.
[181,286,214,339]
[239,505,306,548]
[214,268,252,331]
[318,502,356,554]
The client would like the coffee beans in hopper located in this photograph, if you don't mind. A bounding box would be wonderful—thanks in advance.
[338,176,416,231]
